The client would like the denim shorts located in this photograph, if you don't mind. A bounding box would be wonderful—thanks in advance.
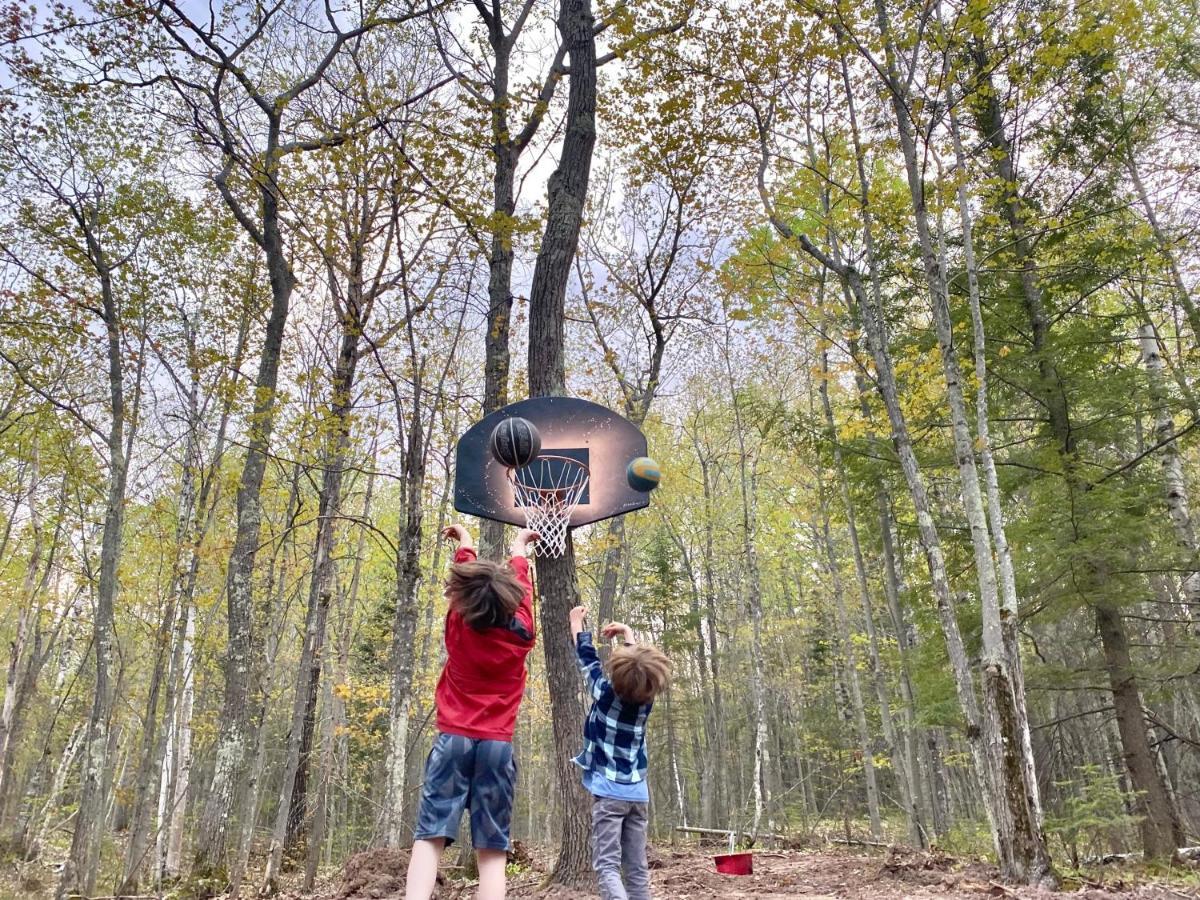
[413,732,516,850]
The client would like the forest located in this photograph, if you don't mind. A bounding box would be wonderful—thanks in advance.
[0,0,1198,896]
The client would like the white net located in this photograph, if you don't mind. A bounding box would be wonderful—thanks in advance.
[506,455,590,557]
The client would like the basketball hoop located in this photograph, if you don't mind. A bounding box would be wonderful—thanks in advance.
[506,455,590,557]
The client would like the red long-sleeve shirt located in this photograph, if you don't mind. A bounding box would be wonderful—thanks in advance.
[434,547,535,741]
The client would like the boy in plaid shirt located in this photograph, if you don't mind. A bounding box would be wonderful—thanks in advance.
[568,605,671,900]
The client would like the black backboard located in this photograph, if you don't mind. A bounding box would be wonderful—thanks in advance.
[453,397,650,528]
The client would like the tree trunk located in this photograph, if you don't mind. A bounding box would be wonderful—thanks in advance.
[228,460,302,897]
[663,687,687,827]
[947,101,1043,834]
[382,387,428,846]
[193,151,296,884]
[57,263,127,900]
[1126,153,1200,346]
[478,12,520,562]
[262,588,333,887]
[723,354,771,838]
[595,517,627,633]
[1139,325,1200,610]
[116,599,176,895]
[121,369,202,889]
[762,70,993,858]
[164,602,195,881]
[674,528,719,827]
[868,9,1052,878]
[305,620,338,891]
[32,723,84,861]
[0,456,56,835]
[1095,602,1184,857]
[876,486,935,836]
[320,441,373,862]
[263,322,360,889]
[230,601,291,898]
[818,348,921,845]
[695,450,727,824]
[535,541,593,883]
[159,307,248,882]
[815,510,883,840]
[839,69,930,840]
[524,0,598,880]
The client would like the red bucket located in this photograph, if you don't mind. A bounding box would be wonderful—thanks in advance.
[714,851,753,875]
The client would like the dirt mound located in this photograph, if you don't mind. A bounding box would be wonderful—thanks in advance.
[880,845,971,886]
[337,847,435,899]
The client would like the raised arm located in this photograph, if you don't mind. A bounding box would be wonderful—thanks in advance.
[508,528,539,638]
[570,606,607,700]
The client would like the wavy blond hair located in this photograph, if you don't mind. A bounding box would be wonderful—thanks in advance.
[609,644,671,704]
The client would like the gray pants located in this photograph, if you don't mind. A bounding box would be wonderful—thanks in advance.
[591,797,651,900]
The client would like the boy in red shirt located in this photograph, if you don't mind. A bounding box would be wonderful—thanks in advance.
[405,523,538,900]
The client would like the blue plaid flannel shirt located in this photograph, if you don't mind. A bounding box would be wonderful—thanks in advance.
[572,631,652,784]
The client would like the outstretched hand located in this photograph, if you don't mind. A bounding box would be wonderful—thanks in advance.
[510,528,540,557]
[442,524,473,549]
[602,622,636,644]
[569,605,588,638]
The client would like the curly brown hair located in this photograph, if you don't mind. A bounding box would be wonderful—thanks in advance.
[446,560,524,630]
[609,644,671,704]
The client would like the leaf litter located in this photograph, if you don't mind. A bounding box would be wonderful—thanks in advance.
[323,844,1197,900]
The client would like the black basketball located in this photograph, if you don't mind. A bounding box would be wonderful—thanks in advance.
[489,417,541,468]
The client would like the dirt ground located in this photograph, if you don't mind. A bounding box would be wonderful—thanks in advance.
[323,844,1200,900]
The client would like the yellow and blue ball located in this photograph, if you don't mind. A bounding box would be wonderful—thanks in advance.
[626,456,661,493]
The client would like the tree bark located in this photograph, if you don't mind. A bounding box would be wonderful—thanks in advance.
[0,454,60,835]
[1139,325,1200,611]
[33,723,84,861]
[194,137,296,884]
[669,523,719,827]
[694,444,727,824]
[479,125,517,561]
[1095,602,1184,857]
[115,598,175,895]
[305,645,337,890]
[381,379,429,846]
[473,0,564,560]
[57,252,128,900]
[721,348,772,838]
[837,64,932,841]
[160,309,247,881]
[228,461,302,898]
[163,602,195,880]
[595,517,627,632]
[946,101,1043,835]
[320,451,372,865]
[524,0,598,881]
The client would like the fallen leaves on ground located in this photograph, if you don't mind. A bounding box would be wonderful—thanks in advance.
[326,844,1198,900]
